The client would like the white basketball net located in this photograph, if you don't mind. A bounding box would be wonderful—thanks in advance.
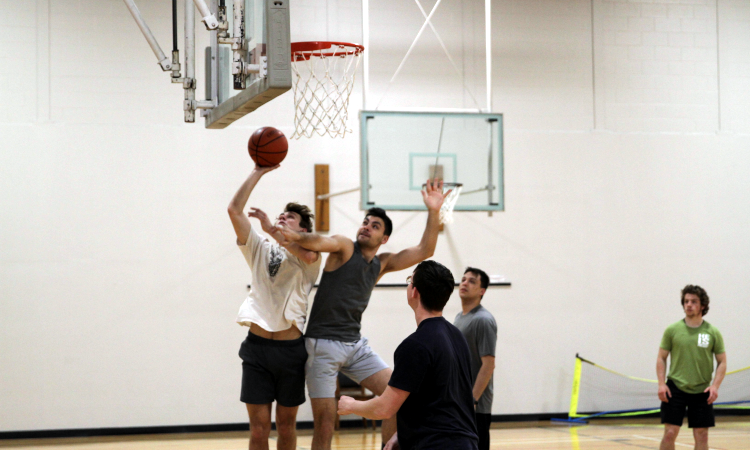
[290,43,363,139]
[439,183,463,224]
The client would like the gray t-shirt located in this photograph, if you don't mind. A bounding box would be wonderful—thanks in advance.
[453,304,497,414]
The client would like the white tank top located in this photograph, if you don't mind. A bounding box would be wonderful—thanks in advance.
[236,227,321,332]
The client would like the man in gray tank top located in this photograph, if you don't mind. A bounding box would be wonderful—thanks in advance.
[453,267,497,450]
[277,179,450,450]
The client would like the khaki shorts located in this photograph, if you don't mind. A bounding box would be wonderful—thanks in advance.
[305,337,389,398]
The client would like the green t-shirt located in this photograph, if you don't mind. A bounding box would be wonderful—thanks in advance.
[660,319,725,394]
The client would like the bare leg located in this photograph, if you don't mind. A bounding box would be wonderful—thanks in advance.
[246,403,272,450]
[659,424,680,450]
[692,428,708,450]
[311,397,337,450]
[275,404,299,450]
[360,368,396,446]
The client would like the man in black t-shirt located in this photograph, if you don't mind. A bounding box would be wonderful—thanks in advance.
[337,260,478,450]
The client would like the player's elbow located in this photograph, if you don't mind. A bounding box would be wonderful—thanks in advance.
[303,252,319,265]
[419,245,435,259]
[373,404,397,420]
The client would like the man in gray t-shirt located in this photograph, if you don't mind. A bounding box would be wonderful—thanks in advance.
[454,267,497,450]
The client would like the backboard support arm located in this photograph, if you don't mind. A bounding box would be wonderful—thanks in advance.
[122,0,172,71]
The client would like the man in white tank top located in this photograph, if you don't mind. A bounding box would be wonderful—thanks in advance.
[228,163,322,450]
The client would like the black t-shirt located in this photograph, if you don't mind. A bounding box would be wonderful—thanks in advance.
[388,317,478,450]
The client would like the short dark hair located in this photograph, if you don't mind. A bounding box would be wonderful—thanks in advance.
[365,207,393,236]
[681,285,710,316]
[412,260,455,312]
[464,267,489,299]
[285,202,314,232]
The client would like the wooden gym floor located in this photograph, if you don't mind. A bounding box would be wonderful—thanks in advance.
[1,417,748,450]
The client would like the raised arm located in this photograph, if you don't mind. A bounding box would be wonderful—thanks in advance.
[656,347,671,403]
[277,225,352,254]
[705,352,727,404]
[227,165,279,245]
[378,179,448,275]
[337,386,410,420]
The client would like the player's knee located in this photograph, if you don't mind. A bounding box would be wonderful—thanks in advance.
[276,421,296,440]
[250,420,272,441]
[276,414,297,434]
[313,416,335,437]
[693,428,708,443]
[663,426,679,442]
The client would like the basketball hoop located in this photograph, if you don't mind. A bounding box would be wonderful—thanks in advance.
[290,41,364,139]
[423,182,463,224]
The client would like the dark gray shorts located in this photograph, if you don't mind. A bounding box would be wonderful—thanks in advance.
[239,331,307,407]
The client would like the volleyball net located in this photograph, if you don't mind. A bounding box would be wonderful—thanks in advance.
[554,354,750,424]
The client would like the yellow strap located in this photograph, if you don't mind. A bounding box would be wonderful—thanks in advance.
[569,357,582,417]
[589,362,658,383]
[727,365,750,375]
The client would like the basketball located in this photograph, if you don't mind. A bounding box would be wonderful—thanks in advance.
[248,127,288,166]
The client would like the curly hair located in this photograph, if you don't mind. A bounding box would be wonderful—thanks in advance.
[681,285,709,316]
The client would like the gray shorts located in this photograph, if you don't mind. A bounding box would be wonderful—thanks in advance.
[305,337,389,398]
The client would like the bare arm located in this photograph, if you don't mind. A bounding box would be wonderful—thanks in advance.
[247,207,319,264]
[227,165,279,245]
[337,386,410,420]
[283,243,320,265]
[379,180,447,275]
[656,348,671,403]
[277,225,352,254]
[473,355,495,403]
[705,352,727,404]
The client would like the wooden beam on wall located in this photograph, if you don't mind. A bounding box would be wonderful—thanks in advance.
[315,164,329,232]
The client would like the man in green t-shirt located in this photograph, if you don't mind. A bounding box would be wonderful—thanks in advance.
[657,285,727,450]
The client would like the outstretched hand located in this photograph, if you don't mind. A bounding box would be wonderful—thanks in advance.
[421,179,450,211]
[248,207,287,245]
[253,163,280,175]
[275,222,302,243]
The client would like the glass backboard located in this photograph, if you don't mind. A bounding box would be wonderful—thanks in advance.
[360,111,503,211]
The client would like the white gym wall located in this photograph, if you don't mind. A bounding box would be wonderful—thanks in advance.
[1,0,749,432]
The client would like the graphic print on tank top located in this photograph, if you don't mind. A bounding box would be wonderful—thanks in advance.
[268,246,284,277]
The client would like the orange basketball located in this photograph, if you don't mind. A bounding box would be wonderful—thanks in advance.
[248,127,288,166]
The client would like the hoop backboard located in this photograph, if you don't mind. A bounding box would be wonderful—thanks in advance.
[360,111,503,212]
[204,0,291,129]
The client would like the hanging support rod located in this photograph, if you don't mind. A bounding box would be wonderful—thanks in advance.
[123,0,172,71]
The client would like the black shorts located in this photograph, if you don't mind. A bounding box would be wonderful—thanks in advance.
[239,331,307,407]
[660,379,715,428]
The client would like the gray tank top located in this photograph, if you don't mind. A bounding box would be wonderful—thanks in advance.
[304,242,381,342]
